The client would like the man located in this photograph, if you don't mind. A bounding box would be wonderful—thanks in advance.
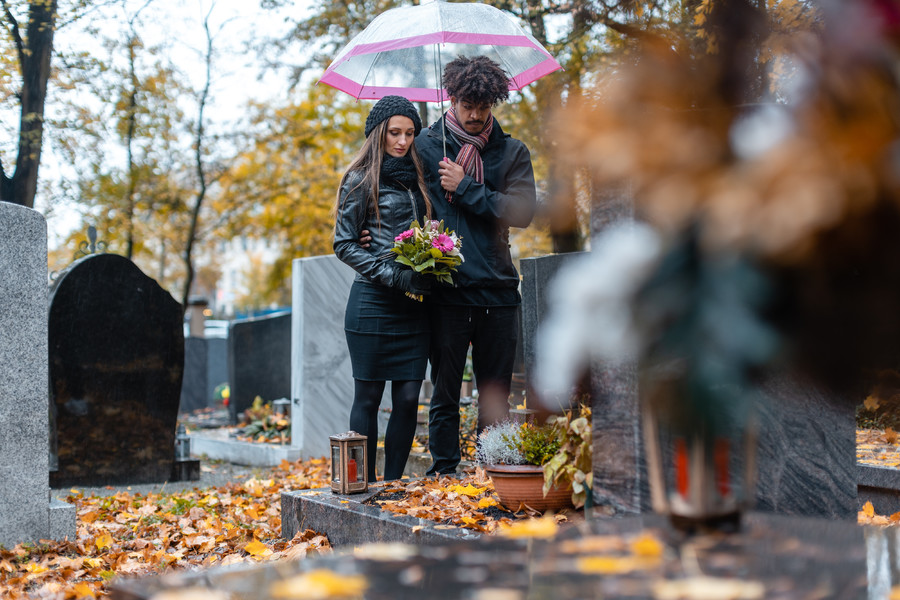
[362,55,537,476]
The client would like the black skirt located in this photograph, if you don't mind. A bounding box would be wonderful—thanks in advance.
[344,279,429,381]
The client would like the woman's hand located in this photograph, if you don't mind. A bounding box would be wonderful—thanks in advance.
[359,229,372,248]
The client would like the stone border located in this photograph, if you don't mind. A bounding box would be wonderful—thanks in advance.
[282,486,482,547]
[858,464,900,515]
[190,431,301,467]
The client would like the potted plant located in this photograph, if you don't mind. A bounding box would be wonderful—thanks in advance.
[476,417,577,512]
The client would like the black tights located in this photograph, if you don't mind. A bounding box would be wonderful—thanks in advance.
[349,379,421,481]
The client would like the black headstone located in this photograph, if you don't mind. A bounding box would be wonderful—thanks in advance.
[179,337,208,414]
[227,312,291,423]
[48,254,184,487]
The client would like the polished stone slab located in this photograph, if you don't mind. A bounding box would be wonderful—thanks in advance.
[48,253,184,488]
[228,311,291,423]
[281,486,481,547]
[522,250,857,520]
[858,464,900,515]
[0,203,75,545]
[111,511,868,600]
[291,255,391,459]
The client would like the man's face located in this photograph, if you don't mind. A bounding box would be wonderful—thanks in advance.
[450,97,492,135]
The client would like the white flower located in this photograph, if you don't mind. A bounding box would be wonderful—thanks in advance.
[533,222,663,404]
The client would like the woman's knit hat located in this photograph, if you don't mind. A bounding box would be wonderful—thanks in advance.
[364,95,422,138]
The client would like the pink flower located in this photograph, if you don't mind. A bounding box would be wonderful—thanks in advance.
[432,233,455,253]
[394,229,415,242]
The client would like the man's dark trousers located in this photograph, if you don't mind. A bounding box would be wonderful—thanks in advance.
[426,303,518,475]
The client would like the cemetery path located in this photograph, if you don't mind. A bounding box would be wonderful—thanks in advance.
[50,459,264,499]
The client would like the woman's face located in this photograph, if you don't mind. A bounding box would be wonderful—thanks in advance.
[384,116,416,157]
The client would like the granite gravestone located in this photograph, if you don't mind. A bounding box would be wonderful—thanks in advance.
[49,253,184,488]
[179,337,208,414]
[0,203,75,546]
[227,311,291,423]
[523,188,857,518]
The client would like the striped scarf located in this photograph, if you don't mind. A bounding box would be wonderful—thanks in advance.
[445,107,493,201]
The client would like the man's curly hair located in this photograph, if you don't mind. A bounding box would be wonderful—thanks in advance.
[443,55,510,106]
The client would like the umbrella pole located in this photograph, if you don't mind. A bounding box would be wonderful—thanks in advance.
[435,42,447,160]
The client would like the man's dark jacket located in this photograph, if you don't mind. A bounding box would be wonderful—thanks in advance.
[416,115,537,306]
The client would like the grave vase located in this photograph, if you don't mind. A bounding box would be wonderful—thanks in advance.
[484,464,574,512]
[641,381,759,532]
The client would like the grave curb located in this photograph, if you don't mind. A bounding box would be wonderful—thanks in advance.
[282,486,482,547]
[190,432,301,467]
[858,463,900,514]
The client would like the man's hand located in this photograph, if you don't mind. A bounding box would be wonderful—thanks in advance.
[359,229,372,248]
[438,158,464,193]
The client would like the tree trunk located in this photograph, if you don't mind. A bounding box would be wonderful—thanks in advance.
[0,0,58,207]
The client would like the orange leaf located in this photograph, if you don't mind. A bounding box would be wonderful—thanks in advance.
[863,501,876,518]
[864,395,881,411]
[886,428,899,445]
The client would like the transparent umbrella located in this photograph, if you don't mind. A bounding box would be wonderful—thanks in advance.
[318,0,562,102]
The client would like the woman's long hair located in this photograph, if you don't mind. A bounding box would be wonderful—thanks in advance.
[335,119,432,230]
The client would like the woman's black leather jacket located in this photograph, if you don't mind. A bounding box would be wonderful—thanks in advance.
[333,170,428,288]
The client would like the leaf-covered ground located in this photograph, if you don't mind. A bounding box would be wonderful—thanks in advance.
[1,458,553,599]
[5,427,888,598]
[1,458,334,599]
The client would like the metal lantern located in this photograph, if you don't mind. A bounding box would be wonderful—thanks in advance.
[641,388,759,532]
[330,431,368,494]
[174,424,191,461]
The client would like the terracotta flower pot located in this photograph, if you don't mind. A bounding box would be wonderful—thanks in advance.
[484,464,574,512]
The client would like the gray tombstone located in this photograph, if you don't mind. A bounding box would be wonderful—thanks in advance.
[48,253,184,487]
[227,311,291,423]
[290,255,391,459]
[0,203,75,546]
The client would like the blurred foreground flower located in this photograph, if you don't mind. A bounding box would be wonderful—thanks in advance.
[538,0,900,399]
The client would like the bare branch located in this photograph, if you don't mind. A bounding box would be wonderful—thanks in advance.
[0,0,24,67]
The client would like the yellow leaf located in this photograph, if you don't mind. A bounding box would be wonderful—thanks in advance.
[84,557,105,569]
[499,516,558,539]
[269,569,368,599]
[576,556,649,574]
[25,563,49,574]
[477,497,499,509]
[629,533,664,557]
[863,501,876,518]
[889,584,900,600]
[461,515,483,526]
[244,540,273,557]
[95,534,113,550]
[448,484,486,497]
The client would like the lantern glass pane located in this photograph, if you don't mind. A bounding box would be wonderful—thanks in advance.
[349,445,365,483]
[331,445,341,482]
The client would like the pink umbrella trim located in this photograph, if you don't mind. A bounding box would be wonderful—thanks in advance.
[319,59,562,102]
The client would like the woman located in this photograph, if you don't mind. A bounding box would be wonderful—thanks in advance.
[333,95,433,482]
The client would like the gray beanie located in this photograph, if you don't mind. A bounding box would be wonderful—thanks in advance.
[364,95,422,138]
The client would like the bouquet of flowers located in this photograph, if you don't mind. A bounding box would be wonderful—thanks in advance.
[392,219,464,301]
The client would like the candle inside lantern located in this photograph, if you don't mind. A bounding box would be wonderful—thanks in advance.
[348,458,357,482]
[675,437,689,498]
